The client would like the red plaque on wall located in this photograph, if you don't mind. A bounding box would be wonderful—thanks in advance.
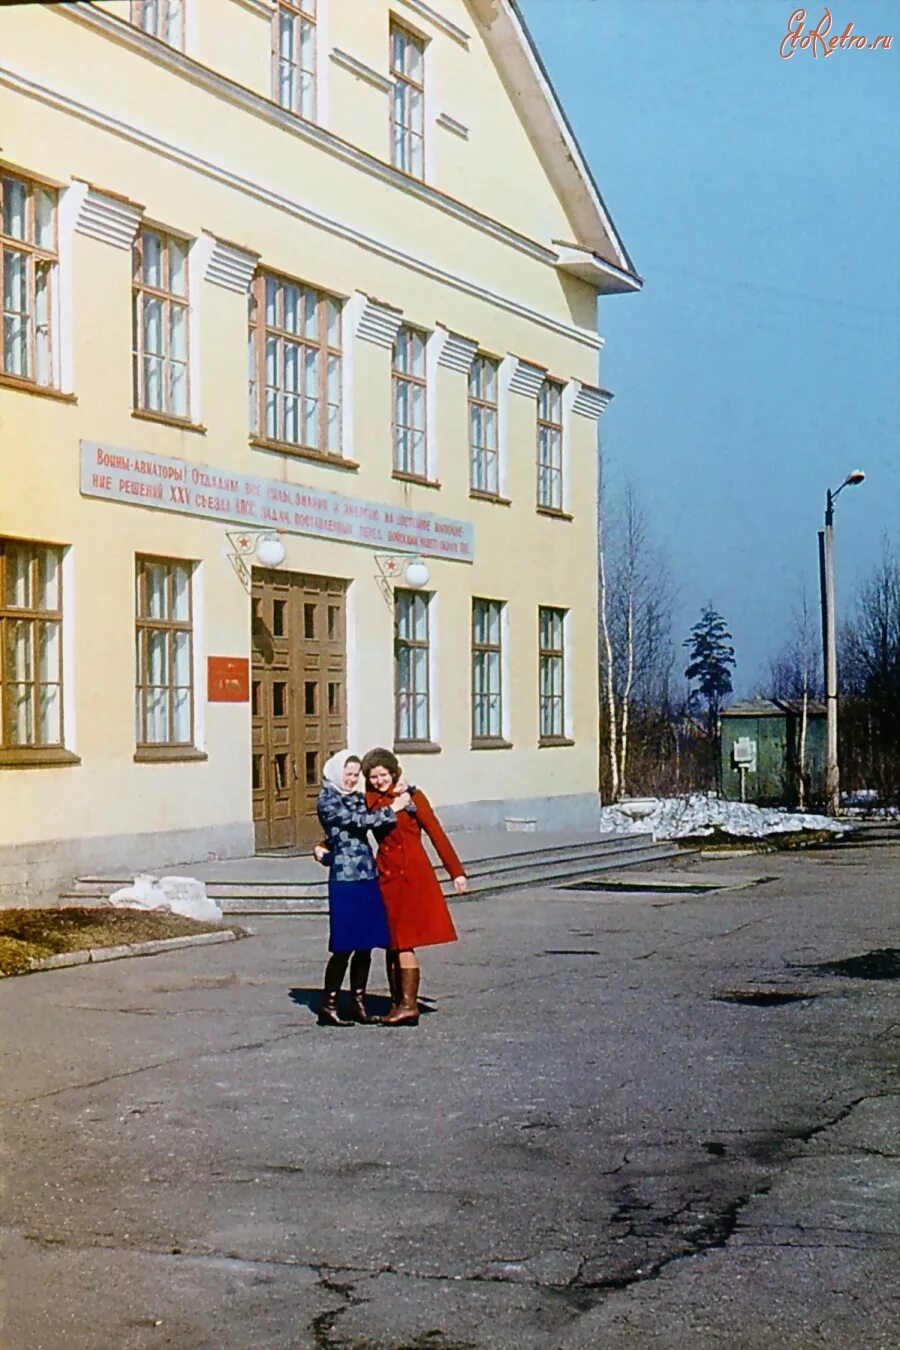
[208,656,250,703]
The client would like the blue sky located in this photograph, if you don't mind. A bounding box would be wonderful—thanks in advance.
[520,0,900,693]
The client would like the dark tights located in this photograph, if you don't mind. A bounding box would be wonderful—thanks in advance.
[323,949,371,993]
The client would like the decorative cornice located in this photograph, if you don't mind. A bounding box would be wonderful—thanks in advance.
[355,296,404,348]
[74,185,142,248]
[436,112,469,140]
[227,0,273,17]
[572,382,613,419]
[508,358,546,398]
[395,0,470,46]
[329,48,392,94]
[0,63,603,351]
[554,243,643,297]
[202,234,259,292]
[436,328,478,373]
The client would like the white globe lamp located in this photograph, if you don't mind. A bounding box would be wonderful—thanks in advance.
[403,557,430,589]
[256,534,286,568]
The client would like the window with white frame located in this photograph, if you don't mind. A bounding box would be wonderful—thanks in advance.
[395,589,431,744]
[472,598,504,743]
[1,169,57,389]
[135,556,195,749]
[273,0,316,121]
[468,355,500,496]
[390,22,425,178]
[0,539,64,754]
[248,270,342,456]
[392,325,428,478]
[132,227,190,420]
[537,378,564,511]
[538,606,567,741]
[130,0,185,48]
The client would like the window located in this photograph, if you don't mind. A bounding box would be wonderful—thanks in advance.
[390,22,425,178]
[132,227,190,420]
[395,589,430,744]
[0,540,64,752]
[392,325,427,478]
[469,355,499,496]
[472,599,504,743]
[135,556,194,749]
[537,379,564,510]
[273,0,316,121]
[249,271,341,456]
[130,0,184,48]
[1,170,57,389]
[538,606,566,741]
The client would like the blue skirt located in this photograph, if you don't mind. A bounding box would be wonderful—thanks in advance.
[328,877,390,953]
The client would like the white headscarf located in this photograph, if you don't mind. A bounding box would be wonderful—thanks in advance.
[322,749,362,795]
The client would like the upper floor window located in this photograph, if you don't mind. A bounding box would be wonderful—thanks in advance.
[249,271,342,458]
[130,0,184,48]
[132,227,190,421]
[395,589,431,745]
[390,22,425,178]
[0,540,63,752]
[1,170,57,390]
[274,0,316,121]
[538,606,567,742]
[135,555,195,750]
[537,378,564,511]
[392,325,427,479]
[469,355,499,497]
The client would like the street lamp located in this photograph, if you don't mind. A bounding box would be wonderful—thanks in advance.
[818,469,865,816]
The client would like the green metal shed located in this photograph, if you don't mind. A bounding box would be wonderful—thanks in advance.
[719,699,827,807]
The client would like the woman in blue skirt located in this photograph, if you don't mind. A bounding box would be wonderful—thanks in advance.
[314,750,410,1026]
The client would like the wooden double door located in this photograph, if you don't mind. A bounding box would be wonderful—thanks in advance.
[251,571,347,850]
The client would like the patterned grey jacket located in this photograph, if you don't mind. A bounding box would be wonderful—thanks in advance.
[316,784,397,882]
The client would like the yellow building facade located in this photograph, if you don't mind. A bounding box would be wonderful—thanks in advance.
[0,0,640,902]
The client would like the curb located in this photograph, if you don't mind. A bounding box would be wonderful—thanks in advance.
[26,929,240,974]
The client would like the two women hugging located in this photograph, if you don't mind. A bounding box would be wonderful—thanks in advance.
[314,747,467,1028]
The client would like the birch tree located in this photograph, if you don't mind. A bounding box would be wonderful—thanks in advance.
[598,479,674,799]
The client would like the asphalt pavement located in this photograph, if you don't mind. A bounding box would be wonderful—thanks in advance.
[1,833,897,1349]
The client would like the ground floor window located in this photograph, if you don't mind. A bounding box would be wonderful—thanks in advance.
[0,538,64,753]
[472,597,504,742]
[135,555,195,749]
[538,605,567,741]
[395,588,431,744]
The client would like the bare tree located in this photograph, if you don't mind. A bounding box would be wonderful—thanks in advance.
[839,535,900,802]
[763,586,821,807]
[598,479,675,799]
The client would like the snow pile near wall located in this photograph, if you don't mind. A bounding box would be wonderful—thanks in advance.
[599,794,849,842]
[106,874,223,923]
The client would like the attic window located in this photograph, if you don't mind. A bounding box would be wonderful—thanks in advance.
[390,22,425,179]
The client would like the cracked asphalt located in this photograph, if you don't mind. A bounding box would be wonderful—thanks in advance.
[1,833,898,1349]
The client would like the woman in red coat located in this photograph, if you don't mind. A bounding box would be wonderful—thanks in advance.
[361,747,467,1027]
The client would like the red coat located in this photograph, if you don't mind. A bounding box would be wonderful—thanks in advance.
[366,788,463,949]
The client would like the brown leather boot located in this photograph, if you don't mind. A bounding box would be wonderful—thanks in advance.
[347,988,375,1024]
[347,952,374,1023]
[317,990,351,1027]
[385,950,401,1007]
[381,967,420,1026]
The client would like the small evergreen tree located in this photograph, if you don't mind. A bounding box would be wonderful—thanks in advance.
[683,604,736,740]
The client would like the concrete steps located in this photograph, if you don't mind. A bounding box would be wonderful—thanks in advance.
[60,832,680,914]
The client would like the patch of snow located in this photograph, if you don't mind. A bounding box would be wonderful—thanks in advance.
[601,794,849,842]
[106,873,223,923]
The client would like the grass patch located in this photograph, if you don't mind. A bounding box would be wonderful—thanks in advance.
[0,907,244,978]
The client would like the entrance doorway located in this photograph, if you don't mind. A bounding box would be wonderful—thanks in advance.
[251,570,348,851]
